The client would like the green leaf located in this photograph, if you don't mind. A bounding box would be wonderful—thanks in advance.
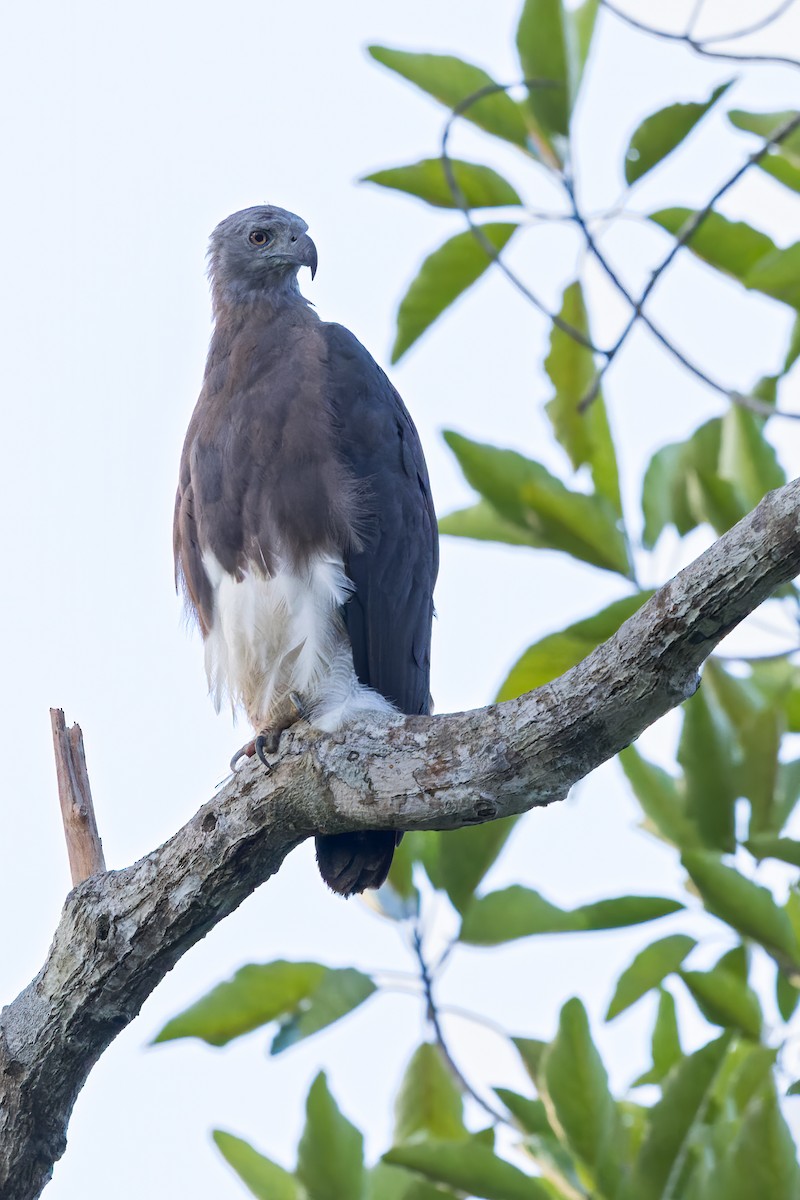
[626,1034,730,1200]
[619,745,699,849]
[749,835,800,867]
[641,443,696,547]
[544,280,622,515]
[494,1089,553,1135]
[712,1041,778,1113]
[649,208,778,282]
[513,1038,549,1090]
[541,998,623,1196]
[154,960,327,1046]
[366,1163,456,1200]
[785,887,800,955]
[728,108,800,167]
[774,758,800,832]
[739,708,784,838]
[157,962,374,1052]
[625,80,733,184]
[776,970,800,1022]
[213,1132,299,1200]
[568,0,600,97]
[650,206,800,309]
[784,314,800,372]
[641,418,744,547]
[702,658,766,732]
[633,988,683,1086]
[719,404,785,512]
[444,432,632,576]
[461,885,575,943]
[393,224,518,362]
[394,1044,465,1143]
[642,410,784,555]
[497,593,652,701]
[521,1133,586,1198]
[678,966,762,1040]
[579,895,684,930]
[385,1139,550,1199]
[744,242,800,309]
[439,499,548,548]
[758,151,800,194]
[297,1073,364,1200]
[716,1081,800,1200]
[368,47,530,150]
[460,885,681,945]
[606,935,696,1020]
[682,852,800,964]
[516,0,571,141]
[438,816,519,913]
[271,967,376,1054]
[678,687,737,852]
[362,158,521,210]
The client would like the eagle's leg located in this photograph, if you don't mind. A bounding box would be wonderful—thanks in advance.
[253,691,308,767]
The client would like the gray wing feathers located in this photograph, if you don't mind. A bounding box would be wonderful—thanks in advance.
[322,323,438,716]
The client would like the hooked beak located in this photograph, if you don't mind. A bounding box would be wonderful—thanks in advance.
[294,232,318,279]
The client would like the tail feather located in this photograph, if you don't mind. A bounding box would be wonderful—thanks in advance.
[315,831,400,897]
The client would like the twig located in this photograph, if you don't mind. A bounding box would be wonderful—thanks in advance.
[50,708,106,886]
[685,0,707,39]
[438,72,800,421]
[600,0,800,70]
[562,112,800,417]
[631,113,800,322]
[412,927,510,1126]
[699,0,797,45]
[439,81,601,354]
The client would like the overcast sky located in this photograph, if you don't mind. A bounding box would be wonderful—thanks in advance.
[2,1,799,1196]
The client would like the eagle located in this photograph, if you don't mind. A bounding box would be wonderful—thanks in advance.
[173,206,438,896]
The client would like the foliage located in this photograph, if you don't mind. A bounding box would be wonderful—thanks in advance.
[159,4,800,1197]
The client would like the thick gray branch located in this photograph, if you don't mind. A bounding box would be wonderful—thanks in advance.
[2,478,800,1199]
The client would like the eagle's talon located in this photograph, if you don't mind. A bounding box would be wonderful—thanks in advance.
[230,739,256,772]
[289,691,306,718]
[255,733,275,769]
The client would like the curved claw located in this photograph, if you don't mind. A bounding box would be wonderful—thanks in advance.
[254,734,273,771]
[229,739,256,772]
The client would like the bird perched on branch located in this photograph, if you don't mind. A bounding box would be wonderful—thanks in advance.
[174,205,438,896]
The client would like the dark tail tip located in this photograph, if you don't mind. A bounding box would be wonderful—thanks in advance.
[315,831,399,897]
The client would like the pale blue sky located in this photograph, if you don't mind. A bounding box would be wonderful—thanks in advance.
[2,1,799,1196]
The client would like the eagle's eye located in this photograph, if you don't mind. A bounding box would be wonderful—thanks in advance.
[248,229,271,247]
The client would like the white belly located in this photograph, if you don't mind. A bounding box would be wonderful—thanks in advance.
[201,550,393,733]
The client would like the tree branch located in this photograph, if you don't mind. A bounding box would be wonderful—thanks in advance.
[50,710,106,886]
[2,477,800,1199]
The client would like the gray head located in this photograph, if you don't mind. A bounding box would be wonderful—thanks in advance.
[208,205,318,309]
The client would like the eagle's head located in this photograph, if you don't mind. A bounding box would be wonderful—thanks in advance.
[208,205,318,308]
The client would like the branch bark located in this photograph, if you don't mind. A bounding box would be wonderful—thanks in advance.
[2,478,799,1199]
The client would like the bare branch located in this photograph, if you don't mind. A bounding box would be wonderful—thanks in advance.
[49,709,106,886]
[600,0,800,70]
[698,0,797,46]
[2,477,800,1199]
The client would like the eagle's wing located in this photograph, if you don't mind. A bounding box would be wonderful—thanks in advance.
[322,323,438,716]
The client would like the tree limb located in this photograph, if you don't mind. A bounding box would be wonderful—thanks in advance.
[2,477,800,1200]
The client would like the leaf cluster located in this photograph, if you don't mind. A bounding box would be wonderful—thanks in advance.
[159,4,800,1197]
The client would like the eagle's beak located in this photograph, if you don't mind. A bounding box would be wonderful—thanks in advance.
[295,233,318,280]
